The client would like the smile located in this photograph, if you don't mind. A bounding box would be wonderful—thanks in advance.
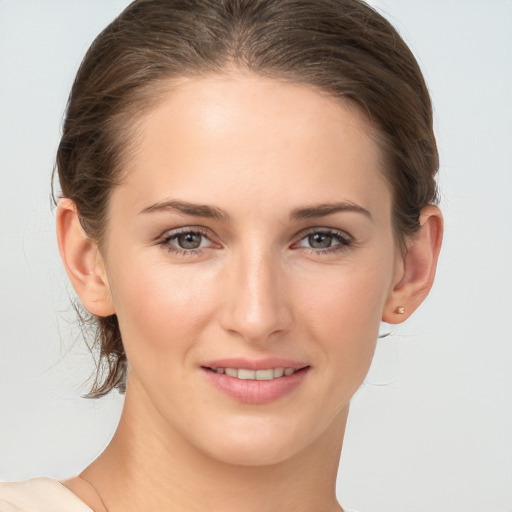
[208,367,298,380]
[201,358,310,403]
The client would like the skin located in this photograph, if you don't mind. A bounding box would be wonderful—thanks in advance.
[57,73,442,512]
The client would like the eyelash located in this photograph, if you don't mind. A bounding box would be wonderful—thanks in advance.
[293,229,353,255]
[159,228,214,256]
[158,228,353,257]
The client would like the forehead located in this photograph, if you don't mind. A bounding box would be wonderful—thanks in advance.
[115,73,391,220]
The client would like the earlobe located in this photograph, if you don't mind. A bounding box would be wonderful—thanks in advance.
[383,205,443,324]
[56,198,115,317]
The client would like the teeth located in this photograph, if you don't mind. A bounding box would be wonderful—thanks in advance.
[214,367,297,380]
[225,368,238,377]
[238,369,255,380]
[273,368,284,378]
[255,369,274,381]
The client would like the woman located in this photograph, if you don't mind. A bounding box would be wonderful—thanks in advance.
[0,0,442,510]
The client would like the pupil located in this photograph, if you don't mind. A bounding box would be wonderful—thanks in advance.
[309,233,332,249]
[178,232,201,249]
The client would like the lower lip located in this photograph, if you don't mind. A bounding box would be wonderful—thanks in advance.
[202,367,309,404]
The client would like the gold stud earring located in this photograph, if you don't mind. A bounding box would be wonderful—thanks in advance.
[395,306,405,314]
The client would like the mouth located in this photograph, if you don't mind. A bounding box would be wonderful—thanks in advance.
[203,366,306,381]
[201,361,310,404]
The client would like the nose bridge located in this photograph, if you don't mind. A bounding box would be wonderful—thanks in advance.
[221,240,291,342]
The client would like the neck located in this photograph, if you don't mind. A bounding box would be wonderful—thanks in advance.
[81,382,348,512]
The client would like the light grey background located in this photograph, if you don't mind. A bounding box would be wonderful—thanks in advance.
[0,1,510,511]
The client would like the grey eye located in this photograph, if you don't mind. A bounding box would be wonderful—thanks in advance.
[307,233,334,249]
[176,232,204,249]
[296,230,352,252]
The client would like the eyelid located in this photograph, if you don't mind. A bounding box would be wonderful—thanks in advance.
[157,225,353,256]
[294,226,353,242]
[158,226,220,255]
[159,225,214,242]
[291,227,354,252]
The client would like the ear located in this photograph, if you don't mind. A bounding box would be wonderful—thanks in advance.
[383,205,443,324]
[56,198,115,317]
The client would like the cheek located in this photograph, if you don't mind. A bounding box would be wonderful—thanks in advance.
[296,257,393,379]
[300,256,391,325]
[106,257,218,370]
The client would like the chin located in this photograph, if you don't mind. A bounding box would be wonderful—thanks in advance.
[186,412,333,468]
[203,436,306,467]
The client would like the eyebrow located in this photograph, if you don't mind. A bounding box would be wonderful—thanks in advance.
[290,201,373,221]
[140,199,372,222]
[140,199,229,220]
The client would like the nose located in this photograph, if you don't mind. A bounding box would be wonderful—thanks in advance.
[219,245,293,344]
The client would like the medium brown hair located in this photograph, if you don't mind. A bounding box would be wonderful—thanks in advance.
[56,0,438,397]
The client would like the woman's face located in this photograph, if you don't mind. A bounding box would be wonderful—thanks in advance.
[100,73,403,465]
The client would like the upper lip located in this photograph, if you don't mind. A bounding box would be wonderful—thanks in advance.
[201,358,309,371]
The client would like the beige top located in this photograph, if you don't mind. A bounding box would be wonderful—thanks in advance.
[0,477,93,512]
[0,477,360,512]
